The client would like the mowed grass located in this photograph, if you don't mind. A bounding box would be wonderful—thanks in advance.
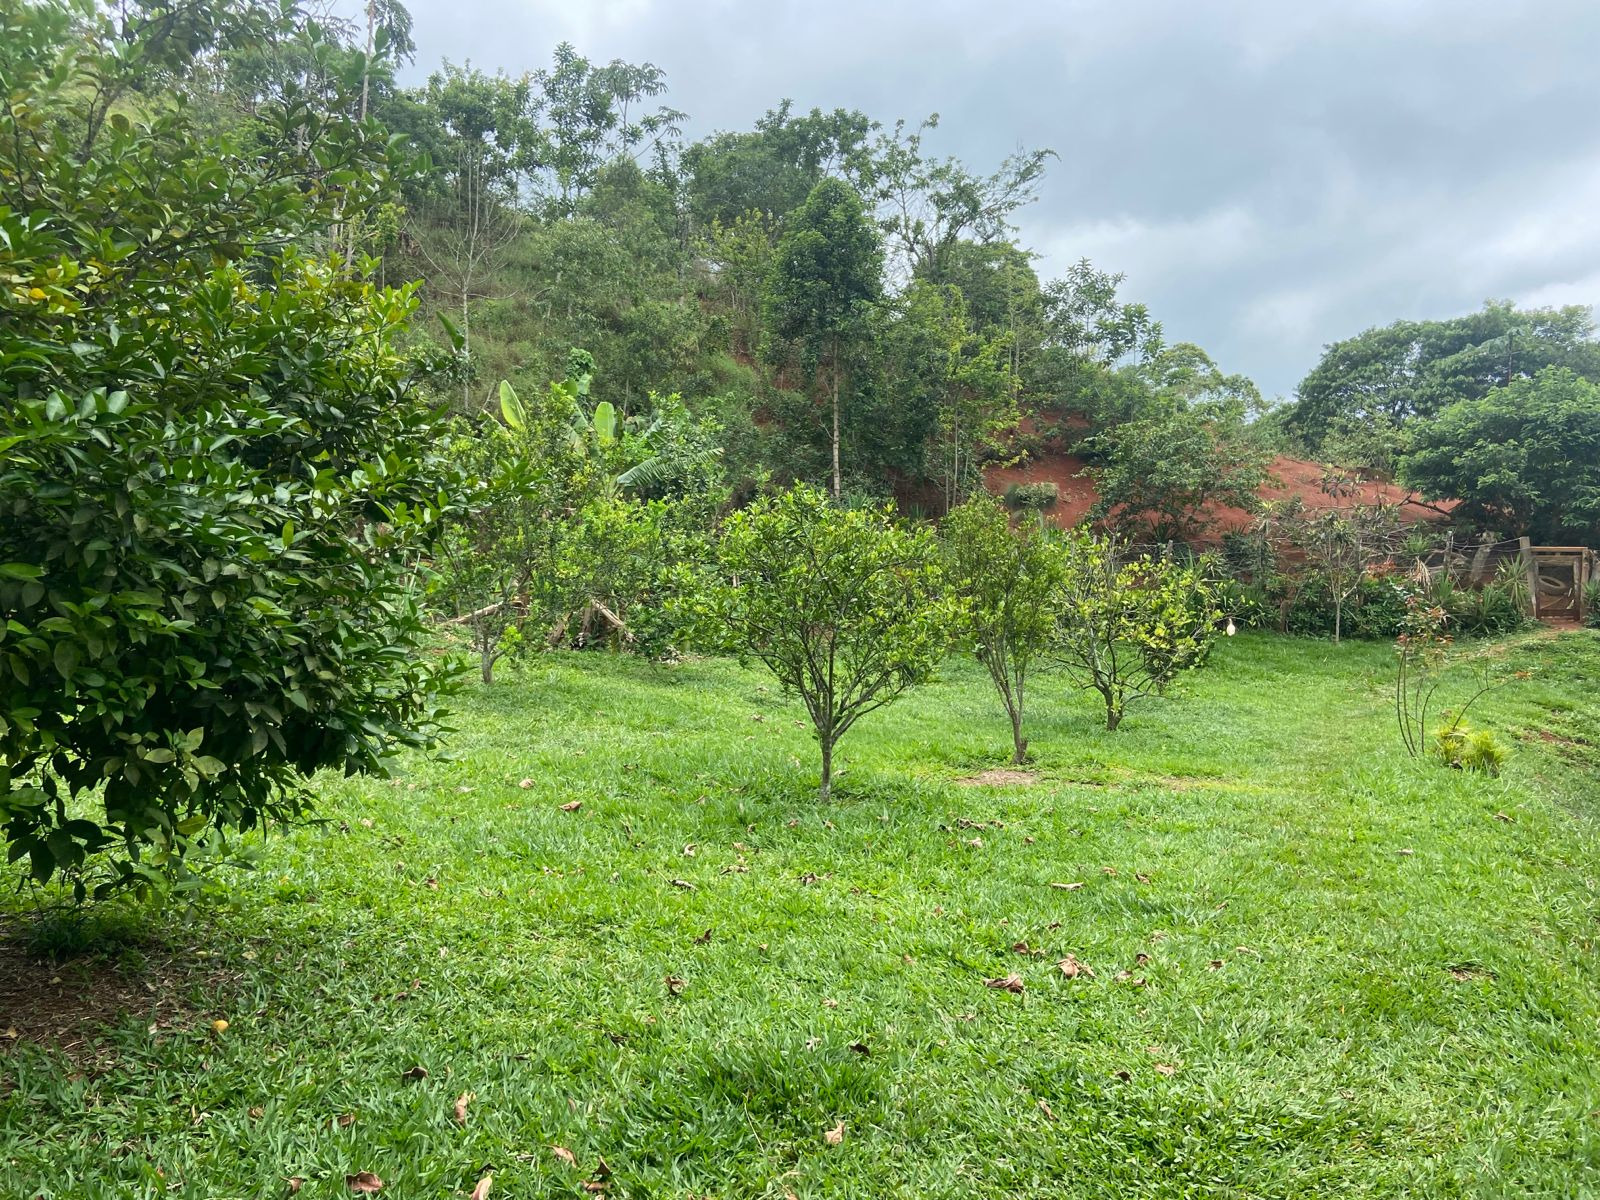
[4,631,1600,1198]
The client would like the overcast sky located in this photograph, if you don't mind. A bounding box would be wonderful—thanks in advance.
[393,0,1600,399]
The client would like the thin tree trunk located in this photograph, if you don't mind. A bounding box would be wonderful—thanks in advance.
[830,349,841,501]
[819,737,833,802]
[480,639,495,686]
[1009,704,1026,765]
[461,287,471,410]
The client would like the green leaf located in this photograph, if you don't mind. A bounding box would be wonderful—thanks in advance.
[499,380,526,431]
[0,563,42,581]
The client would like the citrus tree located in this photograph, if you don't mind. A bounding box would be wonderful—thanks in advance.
[943,494,1065,763]
[692,486,955,800]
[1050,536,1221,731]
[0,1,458,897]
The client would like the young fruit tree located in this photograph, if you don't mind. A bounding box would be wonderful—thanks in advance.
[0,5,457,898]
[943,494,1066,764]
[693,485,956,800]
[1050,535,1222,731]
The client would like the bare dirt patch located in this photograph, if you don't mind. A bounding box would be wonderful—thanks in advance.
[956,769,1037,788]
[0,920,235,1064]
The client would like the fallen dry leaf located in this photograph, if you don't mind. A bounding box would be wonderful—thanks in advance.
[1057,955,1094,979]
[1101,866,1117,876]
[336,1113,355,1128]
[1049,881,1084,891]
[470,1175,492,1200]
[965,837,984,848]
[287,1179,303,1195]
[682,843,697,857]
[581,1183,607,1194]
[346,1172,384,1194]
[665,975,686,995]
[1134,952,1150,966]
[1396,848,1414,856]
[669,878,695,891]
[1134,872,1151,883]
[400,1065,428,1083]
[518,778,534,789]
[1494,811,1513,822]
[1208,959,1224,970]
[1038,1099,1057,1121]
[1154,1063,1178,1076]
[1011,941,1032,955]
[822,997,839,1009]
[823,1121,845,1146]
[424,877,439,890]
[1113,1069,1131,1082]
[560,800,583,813]
[799,872,819,885]
[985,974,1025,994]
[454,1092,473,1124]
[848,1041,870,1056]
[249,1105,264,1119]
[551,1145,578,1167]
[694,928,713,945]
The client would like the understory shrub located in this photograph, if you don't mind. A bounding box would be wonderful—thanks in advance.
[1003,482,1059,512]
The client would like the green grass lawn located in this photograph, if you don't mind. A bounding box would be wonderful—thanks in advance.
[4,631,1600,1198]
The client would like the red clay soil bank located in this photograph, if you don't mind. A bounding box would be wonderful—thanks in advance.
[982,453,1452,544]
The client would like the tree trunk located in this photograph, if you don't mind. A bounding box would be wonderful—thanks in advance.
[1009,705,1027,765]
[830,351,841,501]
[461,287,472,410]
[1103,691,1122,731]
[819,737,833,802]
[480,640,495,686]
[1333,596,1342,645]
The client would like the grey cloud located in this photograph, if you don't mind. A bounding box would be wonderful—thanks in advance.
[395,0,1600,398]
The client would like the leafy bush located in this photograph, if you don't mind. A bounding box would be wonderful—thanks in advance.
[1002,482,1060,512]
[1050,535,1222,731]
[1587,580,1600,629]
[1446,563,1533,639]
[687,485,956,799]
[0,5,457,897]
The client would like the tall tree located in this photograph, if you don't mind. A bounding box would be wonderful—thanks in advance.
[763,178,883,499]
[1288,301,1600,461]
[1400,367,1600,543]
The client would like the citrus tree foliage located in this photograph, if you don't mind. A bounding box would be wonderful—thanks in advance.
[0,1,457,896]
[1050,537,1222,731]
[943,495,1066,764]
[692,486,955,800]
[1400,367,1600,544]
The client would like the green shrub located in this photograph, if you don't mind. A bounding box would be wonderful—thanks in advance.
[0,5,457,897]
[1002,482,1059,511]
[1435,724,1508,775]
[1585,580,1600,629]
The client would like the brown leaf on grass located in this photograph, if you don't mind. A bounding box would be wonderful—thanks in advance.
[346,1173,384,1193]
[1057,955,1094,979]
[1134,872,1151,883]
[1113,1069,1131,1082]
[1208,959,1224,970]
[1011,941,1033,955]
[454,1092,474,1124]
[823,1121,845,1146]
[1134,952,1150,966]
[848,1041,870,1056]
[518,777,534,789]
[681,843,697,857]
[581,1183,607,1194]
[287,1179,303,1195]
[822,998,839,1008]
[560,800,583,813]
[1153,1063,1178,1076]
[1449,964,1496,982]
[551,1145,578,1167]
[1396,848,1414,856]
[787,818,800,828]
[400,1065,429,1083]
[1049,881,1084,891]
[799,872,819,885]
[359,818,374,829]
[694,928,713,945]
[336,1113,355,1128]
[985,974,1025,994]
[593,1158,612,1180]
[1101,866,1117,876]
[1024,836,1035,844]
[1493,811,1513,822]
[669,879,695,891]
[249,1106,264,1119]
[665,975,686,996]
[1037,1099,1057,1121]
[965,837,984,849]
[1112,971,1146,986]
[470,1175,492,1200]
